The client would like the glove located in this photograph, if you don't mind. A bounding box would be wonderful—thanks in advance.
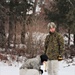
[57,55,63,61]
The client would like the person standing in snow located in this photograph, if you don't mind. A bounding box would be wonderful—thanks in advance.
[44,22,65,75]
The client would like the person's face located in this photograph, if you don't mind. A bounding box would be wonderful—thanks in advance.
[49,27,55,33]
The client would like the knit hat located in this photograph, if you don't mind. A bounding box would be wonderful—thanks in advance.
[47,22,56,29]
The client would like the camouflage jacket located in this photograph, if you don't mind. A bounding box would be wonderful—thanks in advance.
[44,31,64,60]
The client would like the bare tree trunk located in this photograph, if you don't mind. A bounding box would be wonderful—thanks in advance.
[33,0,38,15]
[0,19,6,48]
[8,15,14,48]
[56,22,59,32]
[8,1,14,48]
[13,18,16,48]
[68,28,70,47]
[74,34,75,46]
[21,18,26,44]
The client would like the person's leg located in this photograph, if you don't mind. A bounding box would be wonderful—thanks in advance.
[47,60,53,75]
[52,60,59,75]
[47,60,59,75]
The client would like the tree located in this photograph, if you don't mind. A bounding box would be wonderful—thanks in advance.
[5,0,32,47]
[0,1,6,48]
[0,17,6,48]
[18,0,32,44]
[44,0,72,31]
[63,0,75,46]
[43,0,75,45]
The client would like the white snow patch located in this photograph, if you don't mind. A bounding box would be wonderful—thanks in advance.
[0,66,19,75]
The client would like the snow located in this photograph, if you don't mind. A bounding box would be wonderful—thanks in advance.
[0,66,19,75]
[58,61,75,75]
[64,33,74,45]
[41,60,75,75]
[0,59,75,75]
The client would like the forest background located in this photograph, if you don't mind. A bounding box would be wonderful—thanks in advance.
[0,0,75,60]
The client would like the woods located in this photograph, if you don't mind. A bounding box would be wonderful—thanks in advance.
[0,0,75,58]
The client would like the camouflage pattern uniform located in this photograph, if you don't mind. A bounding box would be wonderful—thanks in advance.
[44,31,64,60]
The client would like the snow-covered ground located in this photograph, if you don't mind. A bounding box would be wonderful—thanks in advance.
[0,58,75,75]
[41,59,75,75]
[58,60,75,75]
[0,66,19,75]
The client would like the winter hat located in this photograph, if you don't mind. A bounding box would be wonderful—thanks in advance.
[47,22,56,29]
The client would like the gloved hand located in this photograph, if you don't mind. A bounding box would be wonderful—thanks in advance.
[57,55,63,61]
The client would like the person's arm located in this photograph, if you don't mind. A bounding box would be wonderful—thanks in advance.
[44,35,49,54]
[58,34,65,56]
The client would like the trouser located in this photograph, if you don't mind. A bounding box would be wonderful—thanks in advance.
[47,60,59,75]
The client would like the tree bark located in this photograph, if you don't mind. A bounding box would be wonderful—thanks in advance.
[68,28,70,47]
[8,1,14,48]
[21,18,26,44]
[33,0,38,15]
[0,19,6,48]
[74,34,75,46]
